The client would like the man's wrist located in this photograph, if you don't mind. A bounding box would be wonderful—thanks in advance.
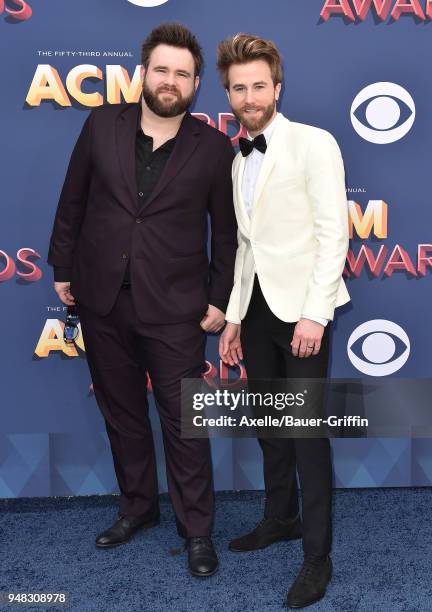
[301,314,328,327]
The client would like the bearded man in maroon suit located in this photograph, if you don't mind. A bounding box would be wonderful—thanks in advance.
[48,23,237,577]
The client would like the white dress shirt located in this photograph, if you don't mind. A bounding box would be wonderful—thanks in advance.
[241,113,328,327]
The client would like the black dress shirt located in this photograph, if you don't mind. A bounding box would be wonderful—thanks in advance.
[122,124,177,284]
[54,118,176,284]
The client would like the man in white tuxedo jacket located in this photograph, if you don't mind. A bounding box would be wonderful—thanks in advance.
[217,34,350,609]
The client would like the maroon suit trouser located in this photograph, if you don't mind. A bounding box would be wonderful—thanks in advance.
[77,284,213,538]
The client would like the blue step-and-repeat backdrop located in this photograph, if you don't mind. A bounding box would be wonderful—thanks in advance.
[1,0,431,498]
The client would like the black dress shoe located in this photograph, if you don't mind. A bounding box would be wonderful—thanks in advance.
[286,555,332,609]
[95,513,160,548]
[187,537,219,577]
[228,516,302,552]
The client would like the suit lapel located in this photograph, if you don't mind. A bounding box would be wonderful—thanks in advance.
[233,153,250,232]
[115,103,140,216]
[251,113,286,215]
[138,112,200,214]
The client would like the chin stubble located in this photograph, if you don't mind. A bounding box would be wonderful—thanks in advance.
[233,102,276,132]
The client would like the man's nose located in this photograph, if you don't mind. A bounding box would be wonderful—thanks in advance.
[244,89,255,105]
[163,72,176,87]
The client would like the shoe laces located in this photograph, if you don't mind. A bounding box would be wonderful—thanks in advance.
[255,518,269,530]
[188,536,212,550]
[298,557,324,583]
[253,517,285,534]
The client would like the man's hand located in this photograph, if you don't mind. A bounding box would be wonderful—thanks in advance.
[291,318,324,358]
[219,322,243,366]
[200,304,225,333]
[54,281,75,306]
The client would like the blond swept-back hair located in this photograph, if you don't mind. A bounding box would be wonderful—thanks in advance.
[217,33,283,88]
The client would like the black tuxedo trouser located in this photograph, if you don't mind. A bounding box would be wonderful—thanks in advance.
[241,277,332,558]
[77,285,213,538]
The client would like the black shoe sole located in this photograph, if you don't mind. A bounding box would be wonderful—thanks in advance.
[95,518,160,549]
[228,532,302,553]
[286,593,325,610]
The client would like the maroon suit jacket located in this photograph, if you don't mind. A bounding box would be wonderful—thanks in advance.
[47,103,237,323]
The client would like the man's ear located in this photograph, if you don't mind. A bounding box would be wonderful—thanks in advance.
[140,65,145,82]
[194,76,200,93]
[275,82,282,102]
[225,88,231,104]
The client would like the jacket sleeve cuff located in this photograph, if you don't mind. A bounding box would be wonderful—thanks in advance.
[209,298,228,314]
[54,267,72,282]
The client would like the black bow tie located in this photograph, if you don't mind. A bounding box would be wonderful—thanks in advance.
[239,133,267,157]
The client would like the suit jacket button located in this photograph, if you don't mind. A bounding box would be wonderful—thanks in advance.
[122,253,128,259]
[136,218,143,224]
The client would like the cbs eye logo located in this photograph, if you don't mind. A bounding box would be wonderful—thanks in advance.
[126,0,169,6]
[350,83,415,144]
[347,320,410,376]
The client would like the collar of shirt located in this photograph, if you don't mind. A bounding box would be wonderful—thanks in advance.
[241,113,280,216]
[136,104,177,153]
[246,111,280,148]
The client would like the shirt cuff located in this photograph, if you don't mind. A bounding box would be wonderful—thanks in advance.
[54,267,72,282]
[301,314,329,327]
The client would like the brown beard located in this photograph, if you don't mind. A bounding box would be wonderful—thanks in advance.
[232,101,276,133]
[142,79,194,118]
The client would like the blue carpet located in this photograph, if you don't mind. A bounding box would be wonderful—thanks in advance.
[1,489,432,612]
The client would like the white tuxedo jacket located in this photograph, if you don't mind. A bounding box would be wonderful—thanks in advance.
[225,113,350,325]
